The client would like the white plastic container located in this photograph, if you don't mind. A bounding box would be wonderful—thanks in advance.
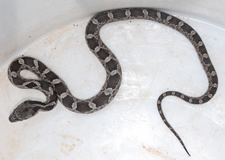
[1,0,225,159]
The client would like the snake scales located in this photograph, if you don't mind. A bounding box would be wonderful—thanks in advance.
[8,8,218,156]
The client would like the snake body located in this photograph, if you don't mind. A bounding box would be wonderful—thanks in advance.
[8,8,218,156]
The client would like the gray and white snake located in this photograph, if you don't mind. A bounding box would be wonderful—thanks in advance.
[8,8,218,156]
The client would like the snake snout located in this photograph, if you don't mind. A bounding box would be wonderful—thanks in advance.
[9,113,20,122]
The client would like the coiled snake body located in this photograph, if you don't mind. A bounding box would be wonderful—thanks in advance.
[8,8,218,156]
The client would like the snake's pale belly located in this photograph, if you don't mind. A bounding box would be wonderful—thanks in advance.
[8,8,218,156]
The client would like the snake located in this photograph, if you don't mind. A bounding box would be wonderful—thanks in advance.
[8,8,218,156]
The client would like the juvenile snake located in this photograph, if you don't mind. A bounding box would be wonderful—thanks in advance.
[8,8,218,156]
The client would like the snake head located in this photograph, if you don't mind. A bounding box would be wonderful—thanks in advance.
[9,101,40,122]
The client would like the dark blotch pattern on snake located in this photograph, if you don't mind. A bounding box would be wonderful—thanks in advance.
[8,8,218,156]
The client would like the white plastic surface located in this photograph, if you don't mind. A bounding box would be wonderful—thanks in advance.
[0,1,225,160]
